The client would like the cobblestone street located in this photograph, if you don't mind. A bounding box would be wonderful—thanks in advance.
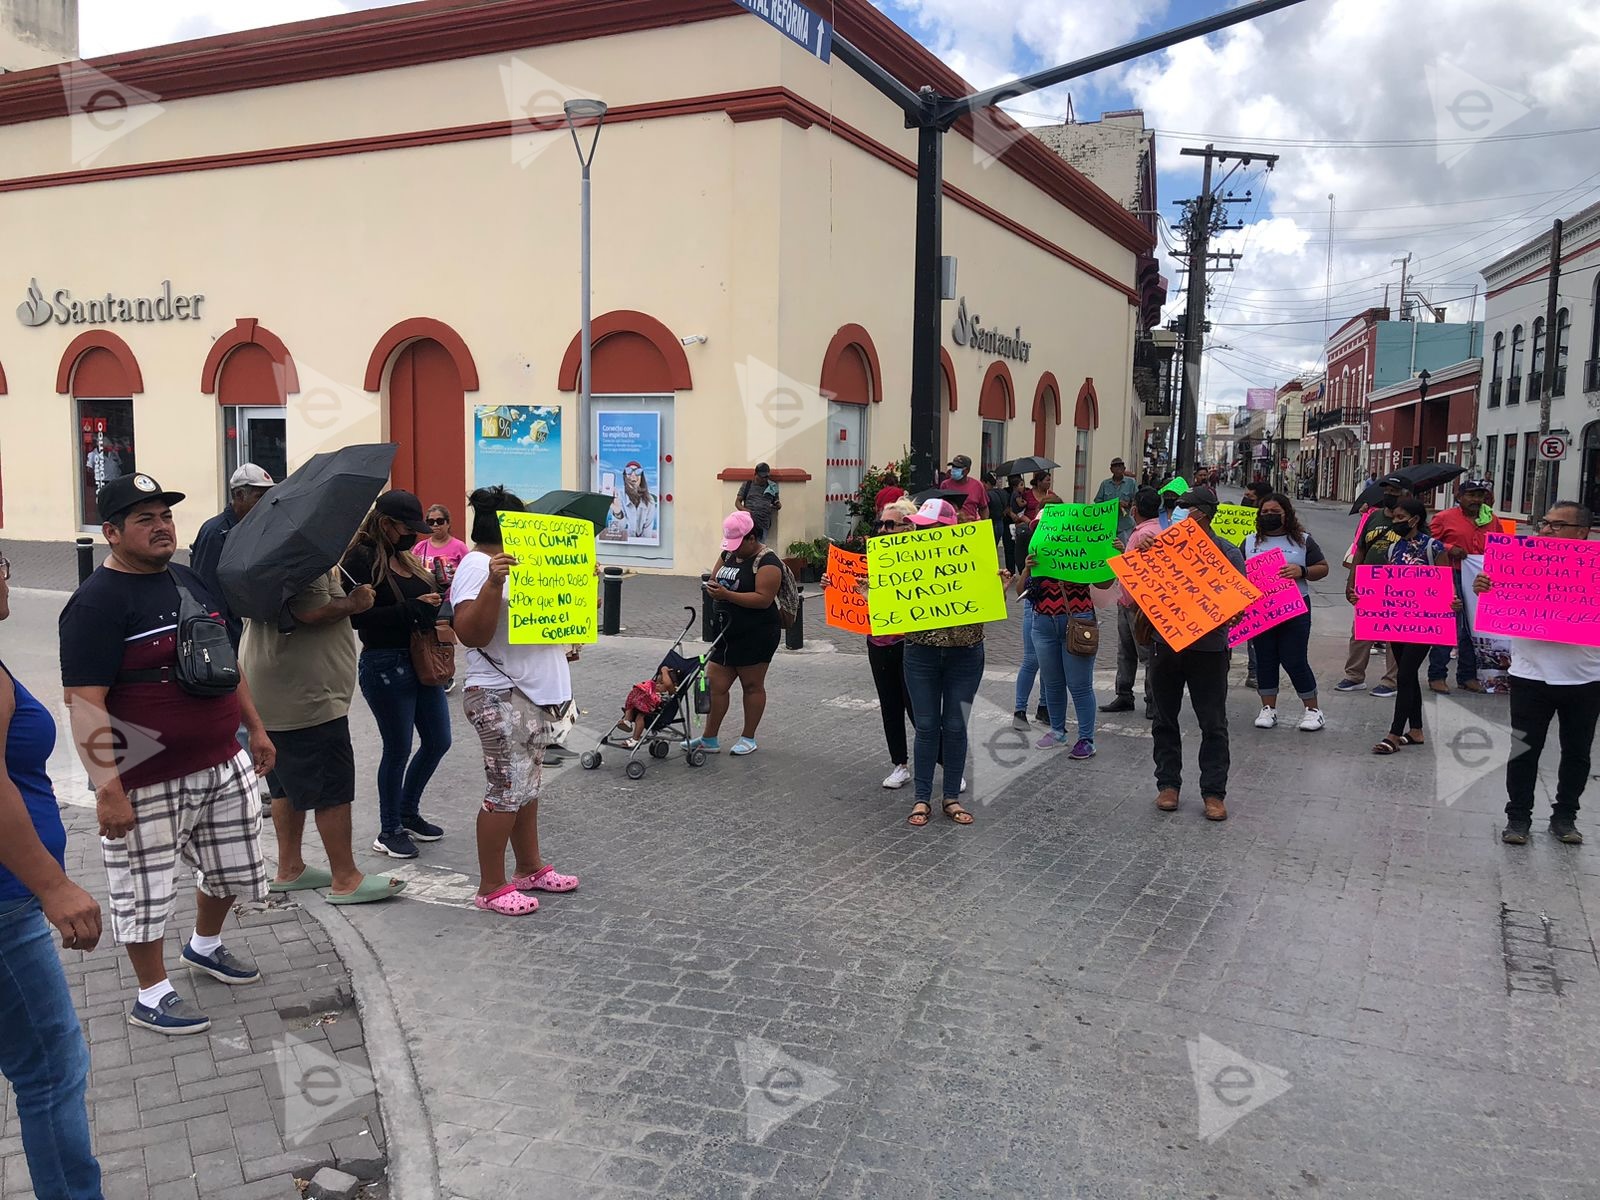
[5,500,1600,1198]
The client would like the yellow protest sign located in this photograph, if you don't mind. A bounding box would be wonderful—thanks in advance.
[1109,519,1260,651]
[1210,503,1258,546]
[497,511,597,645]
[866,520,1007,635]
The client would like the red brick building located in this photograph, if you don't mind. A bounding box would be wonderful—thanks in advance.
[1367,357,1483,508]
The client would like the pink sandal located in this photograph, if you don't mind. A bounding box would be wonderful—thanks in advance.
[512,865,580,893]
[473,884,539,915]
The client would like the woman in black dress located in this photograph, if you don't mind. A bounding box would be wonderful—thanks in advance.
[694,511,782,756]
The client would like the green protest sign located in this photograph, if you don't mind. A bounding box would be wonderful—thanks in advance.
[1029,501,1119,582]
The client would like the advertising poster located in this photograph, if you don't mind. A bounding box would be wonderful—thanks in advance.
[594,410,661,546]
[474,406,562,502]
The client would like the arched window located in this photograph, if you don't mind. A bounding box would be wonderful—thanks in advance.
[1590,276,1600,369]
[1532,316,1546,379]
[1556,308,1571,396]
[1032,373,1060,459]
[56,332,144,527]
[201,318,295,486]
[819,325,882,541]
[1491,331,1504,379]
[1510,324,1525,379]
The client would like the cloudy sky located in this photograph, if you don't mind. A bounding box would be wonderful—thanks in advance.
[80,0,1600,410]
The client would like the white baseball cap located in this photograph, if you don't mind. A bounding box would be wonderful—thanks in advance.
[229,463,275,490]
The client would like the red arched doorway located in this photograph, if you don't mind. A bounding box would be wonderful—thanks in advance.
[1032,373,1060,459]
[1072,378,1100,502]
[56,331,144,526]
[366,319,479,512]
[819,325,882,541]
[202,318,295,486]
[978,361,1014,478]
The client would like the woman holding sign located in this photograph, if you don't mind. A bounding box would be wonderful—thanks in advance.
[1373,498,1457,755]
[450,487,582,916]
[1242,494,1328,732]
[1012,552,1112,758]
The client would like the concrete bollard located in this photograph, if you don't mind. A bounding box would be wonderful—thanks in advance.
[75,536,95,584]
[601,566,623,636]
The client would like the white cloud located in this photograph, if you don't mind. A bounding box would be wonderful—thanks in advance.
[78,0,408,58]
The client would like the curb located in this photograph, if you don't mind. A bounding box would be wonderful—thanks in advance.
[296,898,442,1200]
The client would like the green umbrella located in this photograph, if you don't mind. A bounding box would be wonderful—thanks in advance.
[528,489,613,531]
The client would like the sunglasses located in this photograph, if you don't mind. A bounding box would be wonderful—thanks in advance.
[426,517,448,526]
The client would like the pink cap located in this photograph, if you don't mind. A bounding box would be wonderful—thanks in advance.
[907,499,958,527]
[721,510,755,550]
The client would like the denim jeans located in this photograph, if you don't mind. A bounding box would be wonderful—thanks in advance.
[1252,611,1317,700]
[1506,676,1600,823]
[0,897,102,1200]
[903,641,985,804]
[1032,614,1097,742]
[1013,600,1039,712]
[357,648,452,835]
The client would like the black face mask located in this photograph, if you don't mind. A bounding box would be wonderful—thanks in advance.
[1258,513,1284,534]
[392,531,419,553]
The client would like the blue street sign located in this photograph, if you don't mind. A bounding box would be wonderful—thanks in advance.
[732,0,833,63]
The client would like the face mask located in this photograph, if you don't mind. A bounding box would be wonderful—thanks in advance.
[1170,507,1190,524]
[392,531,419,553]
[951,468,966,480]
[1258,513,1284,534]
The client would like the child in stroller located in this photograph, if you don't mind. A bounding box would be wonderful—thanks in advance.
[615,664,682,749]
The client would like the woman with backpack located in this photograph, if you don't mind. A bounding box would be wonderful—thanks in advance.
[692,511,785,756]
[1372,496,1461,755]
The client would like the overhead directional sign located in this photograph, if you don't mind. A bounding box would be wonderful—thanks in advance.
[733,0,833,62]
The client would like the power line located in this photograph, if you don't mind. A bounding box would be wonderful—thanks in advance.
[1153,124,1599,149]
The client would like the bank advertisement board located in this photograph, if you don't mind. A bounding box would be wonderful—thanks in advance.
[474,405,563,502]
[594,410,662,546]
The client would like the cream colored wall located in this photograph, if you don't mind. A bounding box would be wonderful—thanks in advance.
[0,11,1138,563]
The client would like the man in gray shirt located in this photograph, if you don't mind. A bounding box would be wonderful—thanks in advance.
[737,463,781,539]
[1146,488,1247,823]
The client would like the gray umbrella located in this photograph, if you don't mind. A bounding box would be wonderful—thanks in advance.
[217,443,398,626]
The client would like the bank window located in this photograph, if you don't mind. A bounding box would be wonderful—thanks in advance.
[224,407,287,487]
[1502,434,1517,506]
[1521,434,1537,512]
[77,400,136,526]
[1072,429,1089,502]
[981,420,1005,478]
[1484,436,1498,485]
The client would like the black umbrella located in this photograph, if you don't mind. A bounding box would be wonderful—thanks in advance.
[528,489,612,532]
[996,455,1059,477]
[217,443,398,625]
[911,487,969,506]
[1391,462,1465,493]
[1349,483,1389,515]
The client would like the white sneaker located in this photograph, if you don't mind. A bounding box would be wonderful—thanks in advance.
[881,764,912,789]
[1298,708,1326,732]
[1254,706,1279,729]
[960,777,968,794]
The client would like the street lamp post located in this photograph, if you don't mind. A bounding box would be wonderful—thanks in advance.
[565,97,608,493]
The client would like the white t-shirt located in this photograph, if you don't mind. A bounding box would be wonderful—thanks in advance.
[449,551,572,704]
[1509,639,1600,687]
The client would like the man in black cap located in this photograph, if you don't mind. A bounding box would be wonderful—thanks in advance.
[736,462,781,541]
[940,454,989,522]
[58,474,275,1036]
[1150,487,1248,822]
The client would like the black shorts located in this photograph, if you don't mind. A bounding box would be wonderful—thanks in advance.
[267,717,355,812]
[711,623,781,669]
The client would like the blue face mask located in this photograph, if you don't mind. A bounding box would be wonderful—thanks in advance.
[950,467,966,481]
[1170,506,1190,523]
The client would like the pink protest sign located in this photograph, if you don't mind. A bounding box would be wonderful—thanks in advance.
[1353,565,1456,645]
[1228,549,1309,647]
[1476,532,1600,646]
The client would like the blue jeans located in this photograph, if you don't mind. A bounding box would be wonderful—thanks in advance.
[1253,611,1317,700]
[0,898,102,1200]
[1014,601,1039,712]
[903,642,985,804]
[357,648,452,835]
[1032,614,1097,742]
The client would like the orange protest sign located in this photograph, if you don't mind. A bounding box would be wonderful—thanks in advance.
[824,545,869,635]
[1498,518,1517,536]
[1109,520,1262,651]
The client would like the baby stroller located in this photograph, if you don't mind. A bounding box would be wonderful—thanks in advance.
[580,607,723,779]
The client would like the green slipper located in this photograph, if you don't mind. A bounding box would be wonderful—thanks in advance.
[268,866,334,893]
[325,875,407,906]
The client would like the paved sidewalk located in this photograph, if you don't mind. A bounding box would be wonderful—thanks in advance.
[0,804,388,1200]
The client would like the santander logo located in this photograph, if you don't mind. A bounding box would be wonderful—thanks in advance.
[16,279,51,327]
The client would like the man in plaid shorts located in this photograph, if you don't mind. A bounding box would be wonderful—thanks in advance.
[60,474,276,1035]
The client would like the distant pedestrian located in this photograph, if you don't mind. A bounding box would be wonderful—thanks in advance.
[1243,493,1327,732]
[342,491,452,859]
[1104,487,1162,718]
[242,570,405,905]
[983,471,1016,572]
[450,486,582,915]
[189,462,275,648]
[1093,457,1138,539]
[695,512,782,756]
[1149,488,1245,821]
[1011,469,1059,565]
[1013,545,1111,759]
[873,470,905,514]
[60,474,274,1036]
[416,504,470,586]
[1475,501,1597,845]
[939,454,989,522]
[1,546,106,1197]
[736,462,782,541]
[1372,497,1458,755]
[901,501,1008,826]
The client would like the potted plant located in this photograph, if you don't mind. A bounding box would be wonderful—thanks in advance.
[784,540,815,582]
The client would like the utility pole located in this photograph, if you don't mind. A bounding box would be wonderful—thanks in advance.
[1391,253,1411,319]
[1532,217,1563,517]
[1174,143,1278,479]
